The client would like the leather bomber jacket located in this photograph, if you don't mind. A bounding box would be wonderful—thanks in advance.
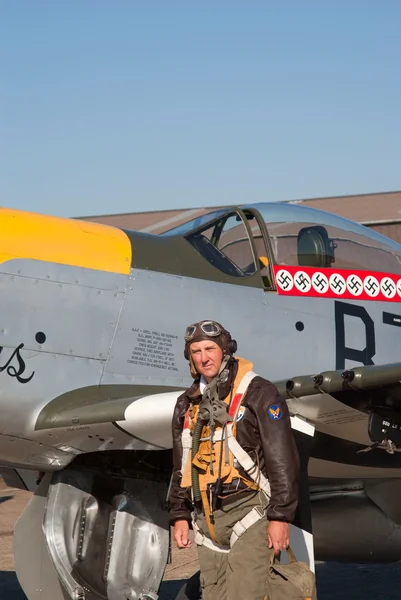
[169,360,300,524]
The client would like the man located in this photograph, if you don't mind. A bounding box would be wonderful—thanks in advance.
[169,320,300,600]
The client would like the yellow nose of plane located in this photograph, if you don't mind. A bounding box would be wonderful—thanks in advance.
[0,207,131,274]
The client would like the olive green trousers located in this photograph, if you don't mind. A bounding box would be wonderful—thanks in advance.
[195,494,270,600]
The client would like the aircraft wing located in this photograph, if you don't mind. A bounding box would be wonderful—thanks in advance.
[34,363,401,454]
[35,384,184,430]
[36,363,401,431]
[275,361,401,451]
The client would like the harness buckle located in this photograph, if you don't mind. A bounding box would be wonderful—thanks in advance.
[254,505,266,519]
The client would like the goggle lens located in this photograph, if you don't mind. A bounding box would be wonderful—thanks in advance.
[184,325,197,340]
[201,321,221,336]
[184,321,222,341]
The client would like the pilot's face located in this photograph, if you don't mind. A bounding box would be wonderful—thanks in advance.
[189,340,224,382]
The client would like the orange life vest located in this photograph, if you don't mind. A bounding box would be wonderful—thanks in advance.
[180,357,257,491]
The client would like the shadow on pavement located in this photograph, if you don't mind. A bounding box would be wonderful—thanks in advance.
[316,562,401,599]
[160,580,187,600]
[0,572,26,600]
[3,563,401,599]
[0,572,184,600]
[162,563,401,600]
[0,497,14,505]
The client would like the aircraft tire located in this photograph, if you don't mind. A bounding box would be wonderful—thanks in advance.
[175,571,202,600]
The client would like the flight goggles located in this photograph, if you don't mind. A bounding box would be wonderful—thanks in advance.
[184,321,223,341]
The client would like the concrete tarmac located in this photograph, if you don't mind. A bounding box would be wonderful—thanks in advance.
[1,480,401,600]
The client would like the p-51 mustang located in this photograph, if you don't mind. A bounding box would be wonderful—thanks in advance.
[2,201,401,600]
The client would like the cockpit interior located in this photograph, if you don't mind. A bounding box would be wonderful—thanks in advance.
[163,203,401,289]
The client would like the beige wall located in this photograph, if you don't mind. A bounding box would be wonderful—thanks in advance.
[81,193,401,246]
[368,223,401,245]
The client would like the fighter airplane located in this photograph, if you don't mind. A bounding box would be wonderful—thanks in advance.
[2,201,401,600]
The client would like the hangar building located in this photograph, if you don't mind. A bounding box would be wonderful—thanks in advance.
[79,190,401,244]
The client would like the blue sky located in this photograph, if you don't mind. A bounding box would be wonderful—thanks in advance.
[1,2,400,218]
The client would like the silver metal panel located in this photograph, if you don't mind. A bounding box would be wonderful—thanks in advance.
[43,469,169,600]
[104,268,336,386]
[106,266,401,383]
[0,354,103,435]
[0,257,128,291]
[35,419,168,457]
[0,353,113,471]
[0,271,125,359]
[0,466,39,491]
[105,270,190,385]
[0,434,76,470]
[14,474,68,600]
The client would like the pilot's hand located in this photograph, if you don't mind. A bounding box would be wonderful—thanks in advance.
[173,519,191,549]
[267,521,290,555]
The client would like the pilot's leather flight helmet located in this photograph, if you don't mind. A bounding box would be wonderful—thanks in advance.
[184,320,238,378]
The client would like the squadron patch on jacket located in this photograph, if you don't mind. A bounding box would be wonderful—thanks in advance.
[268,405,282,420]
[236,406,246,422]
